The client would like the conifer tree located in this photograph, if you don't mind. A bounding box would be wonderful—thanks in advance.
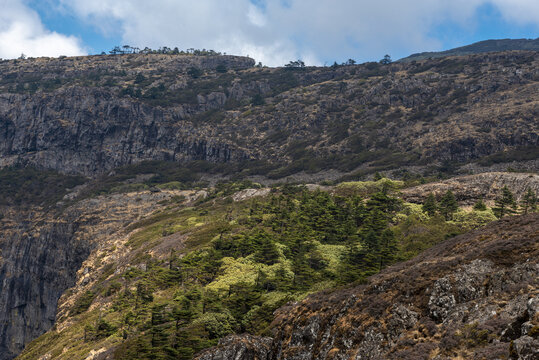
[473,198,487,211]
[493,186,516,218]
[366,192,400,224]
[422,193,438,216]
[379,228,398,268]
[254,236,280,265]
[150,304,170,358]
[361,230,381,275]
[521,188,537,214]
[439,190,458,220]
[339,243,367,283]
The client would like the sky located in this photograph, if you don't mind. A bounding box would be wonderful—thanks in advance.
[0,0,538,66]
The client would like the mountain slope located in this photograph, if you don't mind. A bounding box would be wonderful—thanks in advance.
[400,38,539,62]
[0,51,537,179]
[197,213,539,360]
[0,49,538,360]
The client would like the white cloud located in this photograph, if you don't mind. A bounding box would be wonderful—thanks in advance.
[0,0,85,59]
[489,0,539,27]
[60,0,539,66]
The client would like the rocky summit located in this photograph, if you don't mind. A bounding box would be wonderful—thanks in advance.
[0,50,537,360]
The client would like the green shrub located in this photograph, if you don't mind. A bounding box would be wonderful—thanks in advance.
[70,291,95,315]
[192,312,236,339]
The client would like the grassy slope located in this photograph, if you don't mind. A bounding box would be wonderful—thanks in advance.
[17,179,503,360]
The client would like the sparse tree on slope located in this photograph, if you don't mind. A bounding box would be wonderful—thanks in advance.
[473,198,487,211]
[422,193,438,217]
[439,190,458,220]
[520,188,537,214]
[493,185,516,218]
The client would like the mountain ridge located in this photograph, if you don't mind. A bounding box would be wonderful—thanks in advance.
[400,38,539,62]
[0,50,537,179]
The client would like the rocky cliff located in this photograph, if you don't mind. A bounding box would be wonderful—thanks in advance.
[0,190,189,359]
[0,51,537,177]
[196,213,539,360]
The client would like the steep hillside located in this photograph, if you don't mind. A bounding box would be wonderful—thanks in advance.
[0,51,537,178]
[401,38,539,62]
[197,213,539,360]
[0,189,201,359]
[1,49,538,360]
[12,175,535,360]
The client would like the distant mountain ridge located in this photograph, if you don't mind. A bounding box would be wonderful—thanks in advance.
[400,38,539,62]
[1,50,538,181]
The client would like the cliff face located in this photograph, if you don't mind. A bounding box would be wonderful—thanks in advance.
[0,87,248,175]
[0,190,185,359]
[0,55,256,175]
[0,209,90,360]
[196,214,539,360]
[0,52,538,177]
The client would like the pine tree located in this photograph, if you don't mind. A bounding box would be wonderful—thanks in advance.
[379,229,398,268]
[493,186,516,218]
[521,188,537,214]
[150,304,169,358]
[339,243,367,283]
[439,190,458,220]
[253,236,280,265]
[366,191,401,220]
[422,193,438,216]
[473,198,487,211]
[361,230,381,275]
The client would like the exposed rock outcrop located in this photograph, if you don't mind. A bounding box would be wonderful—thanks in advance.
[195,335,273,360]
[402,172,539,205]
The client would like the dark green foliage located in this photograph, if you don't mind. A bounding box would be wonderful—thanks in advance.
[422,193,438,216]
[338,191,401,282]
[251,93,265,106]
[70,291,96,316]
[253,233,280,265]
[493,186,517,218]
[136,281,154,308]
[473,198,487,211]
[379,54,392,64]
[476,146,539,166]
[0,166,86,206]
[215,64,227,73]
[521,188,537,214]
[379,229,398,268]
[439,190,458,220]
[75,184,473,359]
[95,319,117,339]
[284,60,306,69]
[187,67,203,78]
